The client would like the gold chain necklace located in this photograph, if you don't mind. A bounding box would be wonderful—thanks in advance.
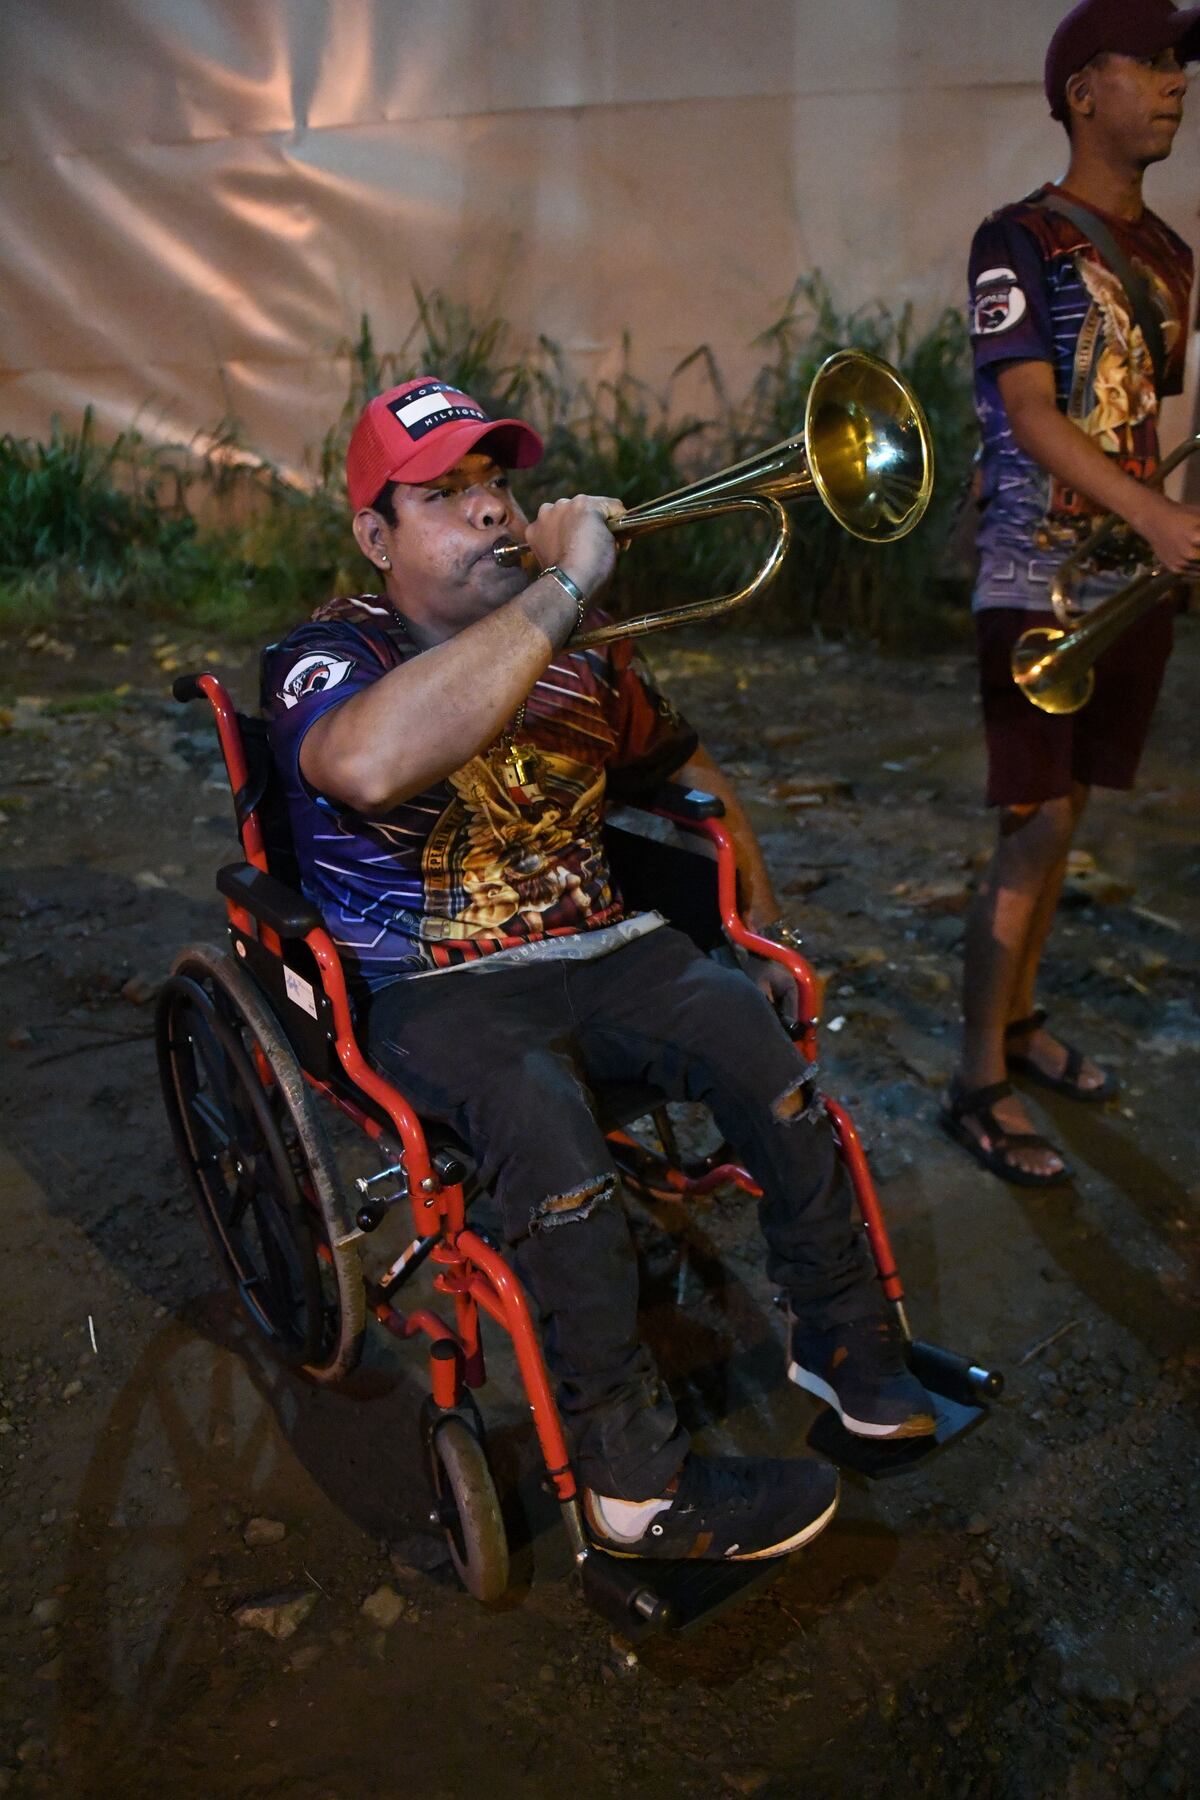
[495,698,537,789]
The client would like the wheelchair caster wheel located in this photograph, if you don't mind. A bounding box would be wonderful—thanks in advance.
[428,1416,509,1603]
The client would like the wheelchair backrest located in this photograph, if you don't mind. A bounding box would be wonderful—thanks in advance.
[230,713,302,891]
[603,807,727,953]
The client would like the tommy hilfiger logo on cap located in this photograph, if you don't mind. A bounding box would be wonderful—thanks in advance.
[387,382,487,442]
[345,372,543,509]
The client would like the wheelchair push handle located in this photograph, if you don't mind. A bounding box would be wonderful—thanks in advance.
[172,672,209,705]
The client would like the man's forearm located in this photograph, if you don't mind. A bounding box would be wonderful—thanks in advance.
[1004,386,1164,537]
[997,360,1200,575]
[300,575,578,811]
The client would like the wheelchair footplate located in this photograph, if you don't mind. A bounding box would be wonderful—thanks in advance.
[805,1337,1000,1480]
[580,1545,784,1641]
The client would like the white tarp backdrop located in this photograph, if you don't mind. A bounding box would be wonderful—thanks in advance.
[1,0,1197,482]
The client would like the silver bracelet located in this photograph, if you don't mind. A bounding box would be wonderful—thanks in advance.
[542,564,587,632]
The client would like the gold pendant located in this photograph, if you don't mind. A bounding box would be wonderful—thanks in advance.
[505,747,530,786]
[500,738,538,790]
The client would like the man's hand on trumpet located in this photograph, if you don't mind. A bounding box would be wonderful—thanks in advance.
[1133,489,1200,574]
[524,494,627,597]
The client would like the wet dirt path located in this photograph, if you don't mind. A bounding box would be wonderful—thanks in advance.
[0,622,1197,1798]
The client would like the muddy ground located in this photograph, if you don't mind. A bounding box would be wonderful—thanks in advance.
[0,614,1197,1800]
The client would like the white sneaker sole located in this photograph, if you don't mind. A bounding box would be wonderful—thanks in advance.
[731,1484,840,1559]
[586,1482,840,1562]
[788,1361,937,1440]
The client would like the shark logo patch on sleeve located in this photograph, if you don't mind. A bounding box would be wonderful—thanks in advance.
[279,652,354,710]
[972,266,1028,336]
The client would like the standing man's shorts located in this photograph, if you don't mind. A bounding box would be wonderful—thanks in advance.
[975,600,1175,807]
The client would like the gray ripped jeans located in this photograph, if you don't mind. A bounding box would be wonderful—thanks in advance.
[364,927,876,1499]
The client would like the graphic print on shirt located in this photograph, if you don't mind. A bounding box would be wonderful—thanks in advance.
[972,266,1029,335]
[1075,255,1178,449]
[278,652,355,709]
[967,191,1194,607]
[419,750,611,945]
[1049,251,1181,525]
[262,601,698,989]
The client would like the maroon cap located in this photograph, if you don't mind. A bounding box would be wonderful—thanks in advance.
[345,376,543,512]
[1045,0,1200,118]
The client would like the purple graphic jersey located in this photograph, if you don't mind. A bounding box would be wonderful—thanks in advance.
[968,185,1192,612]
[262,596,698,996]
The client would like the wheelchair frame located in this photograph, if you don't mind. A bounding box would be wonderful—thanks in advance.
[157,671,1002,1635]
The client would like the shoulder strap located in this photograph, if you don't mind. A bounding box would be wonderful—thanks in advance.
[1034,194,1167,392]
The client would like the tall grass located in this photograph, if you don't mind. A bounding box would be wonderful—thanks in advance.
[737,276,976,643]
[0,409,191,584]
[0,281,976,646]
[0,411,353,637]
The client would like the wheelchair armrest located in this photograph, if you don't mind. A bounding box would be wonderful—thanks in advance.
[217,862,324,939]
[643,782,725,820]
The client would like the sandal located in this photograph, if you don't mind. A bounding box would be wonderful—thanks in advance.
[1004,1009,1118,1103]
[939,1078,1074,1188]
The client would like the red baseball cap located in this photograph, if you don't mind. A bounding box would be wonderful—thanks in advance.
[1045,0,1200,119]
[345,376,544,512]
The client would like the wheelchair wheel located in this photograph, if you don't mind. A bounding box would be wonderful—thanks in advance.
[156,944,365,1383]
[429,1416,509,1603]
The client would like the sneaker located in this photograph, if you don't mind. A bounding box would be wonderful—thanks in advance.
[787,1311,937,1440]
[583,1453,839,1562]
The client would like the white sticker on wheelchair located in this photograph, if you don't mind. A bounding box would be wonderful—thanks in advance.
[284,967,318,1018]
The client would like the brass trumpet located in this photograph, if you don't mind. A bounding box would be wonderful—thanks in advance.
[1011,434,1200,714]
[494,349,935,648]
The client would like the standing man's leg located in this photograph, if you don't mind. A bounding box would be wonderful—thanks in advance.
[947,596,1175,1181]
[953,789,1087,1180]
[969,782,1111,1095]
[945,608,1121,1183]
[1006,784,1088,1027]
[1000,595,1177,1103]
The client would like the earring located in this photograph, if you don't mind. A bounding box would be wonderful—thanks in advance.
[378,553,390,568]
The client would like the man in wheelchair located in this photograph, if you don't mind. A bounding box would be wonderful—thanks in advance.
[260,376,935,1564]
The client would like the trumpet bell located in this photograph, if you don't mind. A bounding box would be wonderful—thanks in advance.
[493,345,936,646]
[805,350,935,543]
[1010,625,1095,714]
[1014,433,1200,712]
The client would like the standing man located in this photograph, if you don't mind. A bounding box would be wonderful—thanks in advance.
[264,376,936,1564]
[945,0,1200,1186]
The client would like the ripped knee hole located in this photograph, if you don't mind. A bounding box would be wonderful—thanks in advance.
[771,1072,820,1124]
[530,1172,617,1232]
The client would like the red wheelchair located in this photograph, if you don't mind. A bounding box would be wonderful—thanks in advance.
[156,670,1002,1636]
